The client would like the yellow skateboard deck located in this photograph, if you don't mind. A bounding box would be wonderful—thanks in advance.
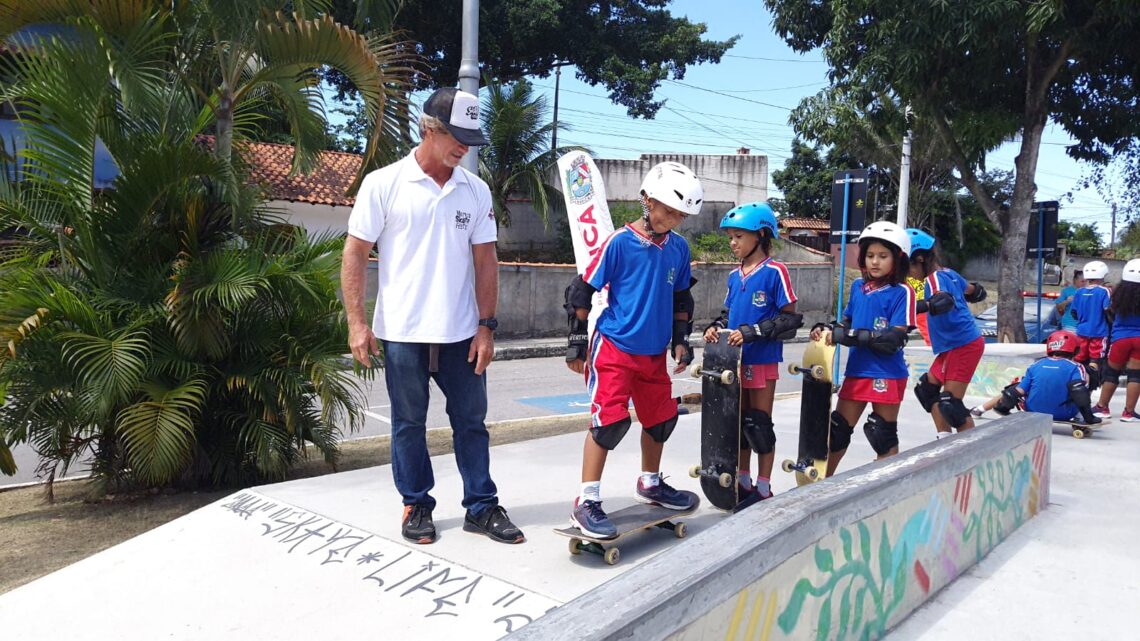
[784,332,837,485]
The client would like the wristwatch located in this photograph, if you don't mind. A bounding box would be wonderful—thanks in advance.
[478,317,498,332]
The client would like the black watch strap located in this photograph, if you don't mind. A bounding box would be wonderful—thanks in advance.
[478,317,498,331]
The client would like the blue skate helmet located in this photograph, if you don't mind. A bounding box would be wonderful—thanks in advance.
[720,202,779,238]
[906,228,936,253]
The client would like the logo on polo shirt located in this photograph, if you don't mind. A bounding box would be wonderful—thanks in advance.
[874,316,887,330]
[666,268,676,285]
[752,291,767,307]
[455,210,471,230]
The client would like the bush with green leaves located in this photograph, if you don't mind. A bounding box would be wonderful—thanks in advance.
[0,5,378,494]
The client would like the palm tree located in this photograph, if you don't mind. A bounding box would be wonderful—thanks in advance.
[478,78,584,227]
[0,4,375,495]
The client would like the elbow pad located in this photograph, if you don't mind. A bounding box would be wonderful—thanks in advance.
[925,291,955,315]
[672,277,698,319]
[869,327,909,355]
[964,282,987,303]
[564,275,596,318]
[705,309,728,333]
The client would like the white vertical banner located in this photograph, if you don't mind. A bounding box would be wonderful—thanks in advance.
[557,152,615,330]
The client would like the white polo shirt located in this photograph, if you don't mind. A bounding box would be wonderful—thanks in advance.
[347,149,497,343]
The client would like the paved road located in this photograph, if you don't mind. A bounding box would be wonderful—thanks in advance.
[1,343,809,487]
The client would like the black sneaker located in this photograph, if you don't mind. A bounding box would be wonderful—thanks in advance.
[463,505,526,544]
[402,504,436,544]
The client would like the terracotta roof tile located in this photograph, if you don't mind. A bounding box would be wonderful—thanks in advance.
[779,217,831,231]
[200,136,362,207]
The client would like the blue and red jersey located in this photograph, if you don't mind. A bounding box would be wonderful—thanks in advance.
[841,278,917,380]
[1071,284,1112,337]
[924,268,982,355]
[724,257,798,365]
[1019,357,1088,421]
[584,224,692,356]
[1113,313,1140,340]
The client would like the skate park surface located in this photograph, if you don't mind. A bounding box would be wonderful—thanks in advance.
[2,345,1137,640]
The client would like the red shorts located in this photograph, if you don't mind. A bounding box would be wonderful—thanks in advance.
[741,362,779,389]
[585,334,676,430]
[928,336,985,384]
[1076,336,1106,361]
[838,376,907,404]
[1108,336,1140,366]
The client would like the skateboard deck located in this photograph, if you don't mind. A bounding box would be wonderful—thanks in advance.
[688,332,741,510]
[783,333,836,486]
[1055,418,1110,439]
[554,492,699,565]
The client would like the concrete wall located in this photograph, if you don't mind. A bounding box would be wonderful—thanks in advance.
[905,343,1046,398]
[961,255,1063,286]
[596,154,768,208]
[276,201,351,236]
[510,412,1052,641]
[361,260,835,338]
[1065,255,1132,283]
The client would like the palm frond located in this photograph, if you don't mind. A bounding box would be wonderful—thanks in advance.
[117,378,206,485]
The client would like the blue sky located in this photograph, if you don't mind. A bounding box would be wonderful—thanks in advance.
[520,0,1118,240]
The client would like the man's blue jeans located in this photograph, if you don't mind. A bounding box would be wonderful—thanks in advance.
[382,338,498,514]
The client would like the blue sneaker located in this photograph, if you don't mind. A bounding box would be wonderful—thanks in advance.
[571,499,617,539]
[635,476,697,511]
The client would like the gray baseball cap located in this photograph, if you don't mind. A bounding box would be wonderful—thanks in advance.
[422,87,489,147]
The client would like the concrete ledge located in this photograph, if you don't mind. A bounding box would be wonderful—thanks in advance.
[511,413,1051,640]
[905,343,1046,398]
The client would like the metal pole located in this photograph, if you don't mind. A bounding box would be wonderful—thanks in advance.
[893,128,912,225]
[458,0,480,172]
[1111,203,1117,249]
[1036,204,1044,341]
[833,172,852,387]
[552,65,561,152]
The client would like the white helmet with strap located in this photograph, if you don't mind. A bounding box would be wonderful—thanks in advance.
[858,220,911,257]
[1082,260,1109,280]
[640,161,704,216]
[1122,258,1140,283]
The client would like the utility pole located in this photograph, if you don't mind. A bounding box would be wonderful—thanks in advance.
[896,112,912,227]
[458,0,480,172]
[552,64,562,152]
[1110,203,1117,250]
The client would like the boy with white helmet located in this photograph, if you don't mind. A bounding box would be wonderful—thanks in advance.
[809,221,916,475]
[1093,258,1140,420]
[563,161,703,538]
[1069,260,1112,390]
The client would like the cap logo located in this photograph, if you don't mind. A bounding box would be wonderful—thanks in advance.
[465,105,478,120]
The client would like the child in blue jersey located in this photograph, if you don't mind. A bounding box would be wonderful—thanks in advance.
[906,229,988,437]
[1054,269,1085,332]
[809,221,915,475]
[703,202,803,510]
[990,330,1102,425]
[1093,258,1140,421]
[562,162,703,539]
[1069,260,1113,388]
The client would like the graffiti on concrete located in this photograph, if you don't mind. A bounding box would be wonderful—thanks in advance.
[669,436,1049,641]
[218,492,554,636]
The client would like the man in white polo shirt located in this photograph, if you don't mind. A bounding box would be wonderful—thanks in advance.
[341,87,524,545]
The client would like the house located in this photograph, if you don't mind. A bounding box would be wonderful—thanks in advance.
[778,217,830,252]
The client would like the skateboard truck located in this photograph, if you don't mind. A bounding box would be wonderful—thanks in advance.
[690,364,735,385]
[780,457,822,481]
[688,464,734,488]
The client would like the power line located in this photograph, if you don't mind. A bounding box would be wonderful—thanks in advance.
[665,79,796,111]
[723,54,827,63]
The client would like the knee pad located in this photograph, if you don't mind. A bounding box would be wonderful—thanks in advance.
[994,383,1023,416]
[863,412,899,455]
[741,410,776,454]
[1102,364,1123,387]
[645,414,678,444]
[828,411,853,453]
[1086,359,1104,390]
[936,392,970,430]
[1128,369,1140,384]
[913,372,940,413]
[589,417,632,450]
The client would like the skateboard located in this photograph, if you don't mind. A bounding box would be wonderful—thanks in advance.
[688,332,741,510]
[1057,418,1110,439]
[554,492,699,566]
[783,332,836,485]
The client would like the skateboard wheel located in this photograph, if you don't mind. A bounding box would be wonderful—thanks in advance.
[1073,429,1086,439]
[688,464,702,479]
[720,370,736,385]
[787,363,799,376]
[569,538,582,555]
[604,547,621,565]
[810,365,826,380]
[718,472,733,488]
[674,522,687,538]
[689,364,702,378]
[781,459,794,473]
[806,467,820,481]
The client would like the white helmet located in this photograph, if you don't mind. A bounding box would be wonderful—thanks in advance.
[859,220,911,256]
[1083,260,1109,280]
[640,161,704,216]
[1122,258,1140,284]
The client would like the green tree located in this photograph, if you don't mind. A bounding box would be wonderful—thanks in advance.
[1057,221,1104,257]
[770,139,889,221]
[0,4,369,494]
[766,0,1140,342]
[478,78,582,227]
[327,0,737,118]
